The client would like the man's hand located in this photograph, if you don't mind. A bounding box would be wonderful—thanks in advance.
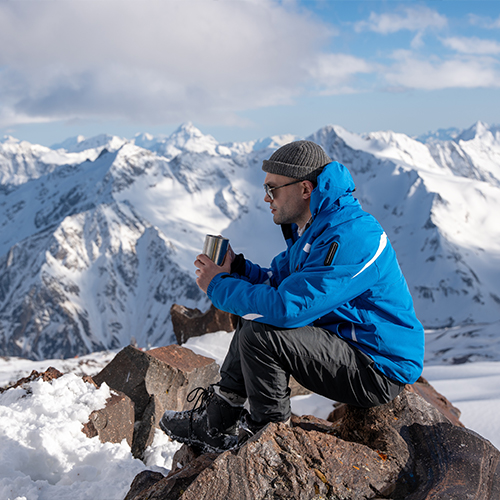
[194,248,233,293]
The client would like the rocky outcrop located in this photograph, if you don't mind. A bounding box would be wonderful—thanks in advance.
[0,366,63,393]
[79,339,312,458]
[124,389,500,499]
[326,375,463,428]
[4,344,496,498]
[89,344,220,458]
[170,303,239,344]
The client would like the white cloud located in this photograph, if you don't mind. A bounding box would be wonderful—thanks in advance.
[307,53,373,95]
[355,6,447,34]
[0,0,343,127]
[385,53,500,90]
[468,14,500,30]
[442,36,500,55]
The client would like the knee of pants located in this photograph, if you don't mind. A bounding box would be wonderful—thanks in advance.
[238,320,272,356]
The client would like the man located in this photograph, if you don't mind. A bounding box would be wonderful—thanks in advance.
[160,140,424,453]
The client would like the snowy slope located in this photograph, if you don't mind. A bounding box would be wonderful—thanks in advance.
[0,136,103,187]
[1,331,500,500]
[310,124,500,328]
[1,122,499,360]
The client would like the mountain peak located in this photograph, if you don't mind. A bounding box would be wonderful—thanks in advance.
[50,135,86,151]
[159,122,220,157]
[174,121,202,135]
[51,134,127,153]
[418,121,500,144]
[170,122,215,144]
[456,121,491,142]
[1,135,20,145]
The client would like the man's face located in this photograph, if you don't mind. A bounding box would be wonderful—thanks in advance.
[263,173,311,227]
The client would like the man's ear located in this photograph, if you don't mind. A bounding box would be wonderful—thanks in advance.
[301,180,314,200]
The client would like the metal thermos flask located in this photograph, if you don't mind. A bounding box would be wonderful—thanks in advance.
[203,235,229,266]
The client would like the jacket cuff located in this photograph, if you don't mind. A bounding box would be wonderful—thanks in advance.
[207,272,227,298]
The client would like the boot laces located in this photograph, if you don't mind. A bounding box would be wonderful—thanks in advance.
[186,386,215,441]
[187,386,214,412]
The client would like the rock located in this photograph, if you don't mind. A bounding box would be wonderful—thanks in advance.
[172,420,401,500]
[131,394,164,459]
[124,390,500,500]
[170,443,204,472]
[123,470,166,500]
[82,374,98,387]
[91,344,220,458]
[170,303,238,344]
[93,344,221,418]
[0,366,63,393]
[82,390,135,447]
[126,452,219,500]
[336,390,500,498]
[327,375,464,428]
[405,375,463,426]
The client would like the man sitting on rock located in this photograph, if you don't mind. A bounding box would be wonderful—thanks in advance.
[160,140,425,453]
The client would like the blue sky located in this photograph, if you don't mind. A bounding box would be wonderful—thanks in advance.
[1,0,499,146]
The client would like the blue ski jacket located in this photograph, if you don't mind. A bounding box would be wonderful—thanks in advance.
[207,161,425,384]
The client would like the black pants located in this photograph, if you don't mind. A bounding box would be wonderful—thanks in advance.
[219,319,405,425]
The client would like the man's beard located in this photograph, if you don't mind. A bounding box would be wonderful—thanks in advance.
[272,204,304,226]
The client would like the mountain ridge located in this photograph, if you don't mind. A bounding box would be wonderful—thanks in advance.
[1,121,499,360]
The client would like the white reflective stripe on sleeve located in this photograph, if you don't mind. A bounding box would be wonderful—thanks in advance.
[242,313,264,321]
[303,243,311,253]
[264,270,273,285]
[351,323,358,342]
[352,232,387,279]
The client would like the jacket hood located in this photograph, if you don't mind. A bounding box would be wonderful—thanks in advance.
[310,161,356,217]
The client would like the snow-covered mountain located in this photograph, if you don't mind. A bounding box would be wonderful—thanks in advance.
[310,123,500,328]
[1,122,499,360]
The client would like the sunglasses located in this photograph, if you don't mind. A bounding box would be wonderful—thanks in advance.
[263,179,302,201]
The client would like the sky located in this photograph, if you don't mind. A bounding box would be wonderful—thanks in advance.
[0,0,499,147]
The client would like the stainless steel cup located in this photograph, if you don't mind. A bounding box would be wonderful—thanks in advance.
[203,235,229,266]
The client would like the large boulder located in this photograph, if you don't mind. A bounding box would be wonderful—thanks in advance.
[90,344,220,458]
[124,389,500,500]
[170,303,238,344]
[327,375,464,428]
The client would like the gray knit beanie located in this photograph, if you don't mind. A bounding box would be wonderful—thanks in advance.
[262,140,332,183]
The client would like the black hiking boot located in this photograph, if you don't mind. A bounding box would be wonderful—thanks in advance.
[159,385,245,453]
